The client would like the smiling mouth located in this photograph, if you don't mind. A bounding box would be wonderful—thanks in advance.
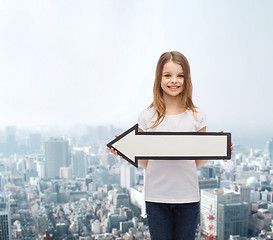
[168,86,180,89]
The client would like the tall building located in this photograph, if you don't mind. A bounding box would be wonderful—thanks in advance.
[0,203,12,240]
[201,188,249,240]
[71,150,88,178]
[200,165,220,179]
[25,156,35,171]
[0,176,4,191]
[86,125,95,144]
[234,153,244,166]
[264,138,273,160]
[29,133,42,153]
[200,165,221,187]
[97,126,108,141]
[45,137,69,178]
[120,163,136,191]
[5,126,16,155]
[36,161,45,178]
[237,184,251,204]
[231,184,251,204]
[218,203,249,240]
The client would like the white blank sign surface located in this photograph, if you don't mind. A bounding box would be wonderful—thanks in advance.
[113,131,227,160]
[107,124,231,167]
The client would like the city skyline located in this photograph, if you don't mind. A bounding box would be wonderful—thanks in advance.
[1,109,273,238]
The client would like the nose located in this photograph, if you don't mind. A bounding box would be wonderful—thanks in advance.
[170,77,178,83]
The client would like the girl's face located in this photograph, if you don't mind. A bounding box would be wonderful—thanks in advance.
[160,61,184,98]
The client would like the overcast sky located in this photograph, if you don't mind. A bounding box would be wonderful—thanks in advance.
[0,0,272,147]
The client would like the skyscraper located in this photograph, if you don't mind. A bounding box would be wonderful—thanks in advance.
[0,203,11,240]
[200,165,221,187]
[37,161,45,178]
[29,133,42,153]
[237,184,251,204]
[5,126,16,155]
[218,203,249,240]
[120,163,136,191]
[201,188,249,240]
[97,126,108,141]
[264,138,273,160]
[45,137,69,178]
[71,150,88,178]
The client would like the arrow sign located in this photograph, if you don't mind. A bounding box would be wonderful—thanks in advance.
[107,124,231,168]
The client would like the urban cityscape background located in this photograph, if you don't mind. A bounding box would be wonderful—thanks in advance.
[0,124,273,239]
[1,0,273,239]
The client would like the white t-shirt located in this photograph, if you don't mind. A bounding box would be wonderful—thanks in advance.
[137,106,207,203]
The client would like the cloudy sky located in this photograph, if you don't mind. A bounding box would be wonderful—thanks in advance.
[0,0,272,147]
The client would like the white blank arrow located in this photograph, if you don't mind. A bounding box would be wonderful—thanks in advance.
[107,124,231,167]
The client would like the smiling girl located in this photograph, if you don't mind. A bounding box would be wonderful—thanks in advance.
[108,51,233,240]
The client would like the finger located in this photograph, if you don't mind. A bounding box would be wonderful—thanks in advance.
[111,148,116,154]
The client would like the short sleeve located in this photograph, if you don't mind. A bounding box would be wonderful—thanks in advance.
[137,109,147,131]
[197,110,207,131]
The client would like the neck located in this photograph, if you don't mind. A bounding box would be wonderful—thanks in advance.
[162,93,186,114]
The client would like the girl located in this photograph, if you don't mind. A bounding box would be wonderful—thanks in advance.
[108,51,233,240]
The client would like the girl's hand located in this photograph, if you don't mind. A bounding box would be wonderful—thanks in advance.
[220,130,234,162]
[106,135,123,159]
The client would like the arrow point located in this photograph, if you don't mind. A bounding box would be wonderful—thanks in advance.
[106,124,139,167]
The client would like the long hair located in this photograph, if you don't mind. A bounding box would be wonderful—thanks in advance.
[147,51,198,129]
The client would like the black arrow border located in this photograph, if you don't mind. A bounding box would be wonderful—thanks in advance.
[107,124,231,167]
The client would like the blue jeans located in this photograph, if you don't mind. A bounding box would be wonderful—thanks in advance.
[145,201,200,240]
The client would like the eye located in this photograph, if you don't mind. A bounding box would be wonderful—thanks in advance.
[178,74,184,78]
[164,74,171,78]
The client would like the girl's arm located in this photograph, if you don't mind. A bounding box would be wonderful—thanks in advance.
[195,126,208,168]
[138,128,149,169]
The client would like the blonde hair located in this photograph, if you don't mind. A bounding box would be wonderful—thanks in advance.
[146,51,198,130]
